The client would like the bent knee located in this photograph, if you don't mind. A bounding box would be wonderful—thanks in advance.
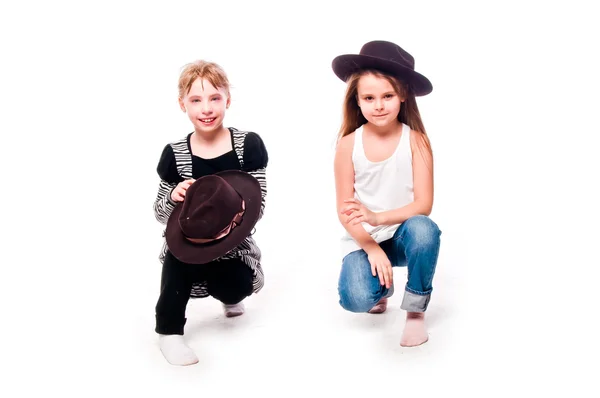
[210,278,253,305]
[339,288,378,313]
[404,215,441,247]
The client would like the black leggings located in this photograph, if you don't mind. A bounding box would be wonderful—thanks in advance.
[155,251,254,335]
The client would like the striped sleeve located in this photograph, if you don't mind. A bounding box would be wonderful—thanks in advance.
[249,167,267,219]
[153,144,184,225]
[242,132,268,220]
[153,180,177,224]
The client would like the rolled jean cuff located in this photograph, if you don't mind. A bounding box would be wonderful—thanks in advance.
[401,290,431,312]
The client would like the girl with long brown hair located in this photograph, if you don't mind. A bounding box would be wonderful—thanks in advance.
[333,41,441,347]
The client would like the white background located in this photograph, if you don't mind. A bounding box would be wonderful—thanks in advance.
[1,0,599,396]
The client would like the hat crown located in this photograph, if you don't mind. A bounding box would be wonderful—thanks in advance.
[178,176,242,239]
[165,170,263,264]
[360,41,415,70]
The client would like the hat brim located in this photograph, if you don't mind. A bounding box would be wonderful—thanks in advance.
[332,54,432,96]
[165,170,262,264]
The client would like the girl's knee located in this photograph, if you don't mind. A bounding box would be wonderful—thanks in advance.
[338,251,380,312]
[338,284,378,313]
[403,215,441,247]
[209,276,253,305]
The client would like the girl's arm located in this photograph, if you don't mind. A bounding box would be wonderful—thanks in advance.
[242,132,268,220]
[153,144,184,225]
[376,130,434,225]
[247,167,266,220]
[154,180,178,225]
[334,133,379,254]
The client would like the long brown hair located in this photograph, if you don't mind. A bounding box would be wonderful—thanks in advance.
[337,70,431,156]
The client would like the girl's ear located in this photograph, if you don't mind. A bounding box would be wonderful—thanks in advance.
[226,96,231,109]
[178,97,186,113]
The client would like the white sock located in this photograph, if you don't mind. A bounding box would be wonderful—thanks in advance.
[223,301,245,317]
[158,334,198,366]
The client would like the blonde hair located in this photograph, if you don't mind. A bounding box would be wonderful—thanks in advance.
[178,60,230,99]
[337,70,430,151]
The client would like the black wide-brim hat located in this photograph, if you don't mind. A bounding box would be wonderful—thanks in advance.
[332,40,432,96]
[166,170,261,264]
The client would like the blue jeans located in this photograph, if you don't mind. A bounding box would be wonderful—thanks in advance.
[338,215,441,313]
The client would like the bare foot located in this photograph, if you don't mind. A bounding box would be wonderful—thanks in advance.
[400,312,428,347]
[368,297,388,314]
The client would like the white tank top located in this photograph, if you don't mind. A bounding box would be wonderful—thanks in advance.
[340,123,414,258]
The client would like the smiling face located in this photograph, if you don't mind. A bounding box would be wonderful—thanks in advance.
[179,78,230,134]
[356,72,404,129]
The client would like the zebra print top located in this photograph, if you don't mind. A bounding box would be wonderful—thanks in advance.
[153,127,267,298]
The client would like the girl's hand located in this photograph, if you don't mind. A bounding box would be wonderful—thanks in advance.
[170,179,196,202]
[366,246,393,288]
[341,198,379,226]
